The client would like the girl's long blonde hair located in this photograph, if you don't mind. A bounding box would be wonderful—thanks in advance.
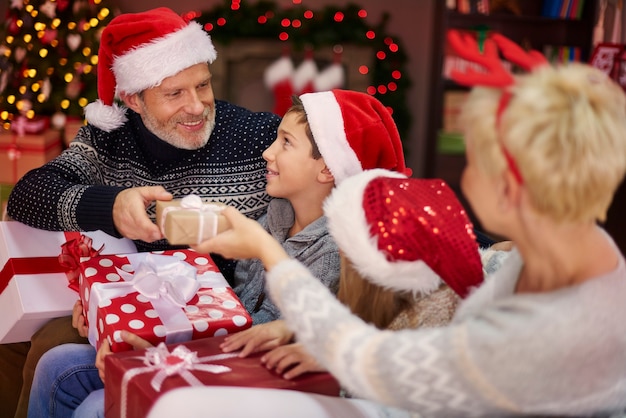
[336,254,412,329]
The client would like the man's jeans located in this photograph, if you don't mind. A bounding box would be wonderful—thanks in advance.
[28,343,104,418]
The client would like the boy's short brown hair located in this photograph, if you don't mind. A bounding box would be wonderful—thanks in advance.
[285,96,322,159]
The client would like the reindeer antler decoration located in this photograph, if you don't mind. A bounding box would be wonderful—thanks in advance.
[447,30,548,88]
[446,29,549,184]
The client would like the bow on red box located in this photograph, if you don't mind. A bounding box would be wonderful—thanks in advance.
[58,234,104,292]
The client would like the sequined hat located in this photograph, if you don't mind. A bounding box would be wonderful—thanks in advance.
[300,90,412,184]
[323,169,484,298]
[84,7,217,132]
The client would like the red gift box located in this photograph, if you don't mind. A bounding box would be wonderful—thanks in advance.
[105,335,341,418]
[0,128,62,184]
[79,249,252,352]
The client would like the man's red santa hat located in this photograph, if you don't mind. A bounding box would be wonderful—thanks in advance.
[85,7,217,132]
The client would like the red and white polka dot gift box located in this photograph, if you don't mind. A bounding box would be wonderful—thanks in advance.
[78,249,252,352]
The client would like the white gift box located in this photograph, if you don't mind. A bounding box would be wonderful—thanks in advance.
[0,222,137,343]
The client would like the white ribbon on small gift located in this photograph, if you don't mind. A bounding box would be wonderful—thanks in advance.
[160,194,225,245]
[119,342,238,418]
[87,253,200,348]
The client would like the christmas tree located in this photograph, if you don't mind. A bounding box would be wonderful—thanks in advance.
[0,0,117,132]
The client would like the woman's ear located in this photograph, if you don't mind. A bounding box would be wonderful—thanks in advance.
[499,168,523,212]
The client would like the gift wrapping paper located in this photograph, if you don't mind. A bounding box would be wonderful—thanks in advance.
[0,222,136,343]
[0,129,62,184]
[105,334,341,418]
[79,249,252,352]
[155,196,230,246]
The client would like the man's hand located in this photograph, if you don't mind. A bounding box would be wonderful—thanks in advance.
[71,299,89,338]
[220,320,294,357]
[261,343,326,380]
[112,186,172,242]
[95,331,153,382]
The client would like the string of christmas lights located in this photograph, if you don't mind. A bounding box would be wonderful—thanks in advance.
[194,0,410,139]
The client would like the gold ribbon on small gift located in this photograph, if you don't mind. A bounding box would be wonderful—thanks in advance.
[119,342,236,418]
[160,194,224,245]
[86,253,201,347]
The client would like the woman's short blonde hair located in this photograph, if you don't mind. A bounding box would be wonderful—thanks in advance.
[461,63,626,223]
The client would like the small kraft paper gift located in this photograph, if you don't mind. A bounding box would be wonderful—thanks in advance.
[79,249,252,352]
[155,195,230,246]
[105,335,341,418]
[0,222,137,344]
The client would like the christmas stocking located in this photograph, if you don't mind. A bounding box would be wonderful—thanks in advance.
[293,49,318,96]
[264,55,295,117]
[313,48,345,92]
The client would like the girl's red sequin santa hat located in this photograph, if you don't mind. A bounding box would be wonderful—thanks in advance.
[300,89,413,184]
[84,7,217,132]
[324,168,484,298]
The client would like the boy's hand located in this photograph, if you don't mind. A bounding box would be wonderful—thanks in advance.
[261,342,326,380]
[191,206,289,270]
[71,299,89,338]
[220,320,294,357]
[95,331,153,382]
[113,186,172,242]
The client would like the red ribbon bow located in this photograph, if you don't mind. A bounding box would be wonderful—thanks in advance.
[58,235,104,291]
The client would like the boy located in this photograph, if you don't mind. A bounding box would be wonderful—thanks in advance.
[234,91,411,324]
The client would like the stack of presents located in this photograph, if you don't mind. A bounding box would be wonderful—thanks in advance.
[0,116,83,218]
[0,197,340,418]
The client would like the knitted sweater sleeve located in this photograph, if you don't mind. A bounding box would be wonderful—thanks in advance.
[266,259,488,417]
[267,255,626,417]
[7,126,124,235]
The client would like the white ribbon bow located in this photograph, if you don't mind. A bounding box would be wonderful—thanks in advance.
[121,255,200,307]
[119,343,238,418]
[143,343,233,391]
[87,254,200,347]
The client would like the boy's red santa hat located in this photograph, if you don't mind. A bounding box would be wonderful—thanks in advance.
[300,89,412,184]
[85,7,217,132]
[324,169,484,298]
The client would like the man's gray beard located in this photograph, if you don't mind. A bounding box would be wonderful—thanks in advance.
[141,106,215,150]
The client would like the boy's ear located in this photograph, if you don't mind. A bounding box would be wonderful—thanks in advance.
[120,92,142,114]
[318,166,335,184]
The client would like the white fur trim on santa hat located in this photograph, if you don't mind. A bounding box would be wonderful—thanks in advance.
[264,56,294,89]
[113,22,217,96]
[83,100,128,132]
[324,168,442,295]
[301,91,361,184]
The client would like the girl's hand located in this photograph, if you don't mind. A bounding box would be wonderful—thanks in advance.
[220,320,294,357]
[261,342,326,380]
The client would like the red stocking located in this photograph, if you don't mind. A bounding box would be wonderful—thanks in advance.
[293,48,318,95]
[264,55,294,117]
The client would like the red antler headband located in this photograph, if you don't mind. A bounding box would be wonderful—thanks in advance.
[446,30,549,184]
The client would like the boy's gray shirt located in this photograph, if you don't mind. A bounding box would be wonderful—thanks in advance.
[233,198,339,324]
